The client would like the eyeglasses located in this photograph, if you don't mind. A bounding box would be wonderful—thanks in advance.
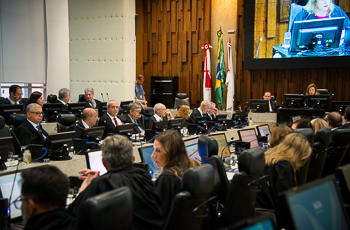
[30,111,44,116]
[11,196,29,209]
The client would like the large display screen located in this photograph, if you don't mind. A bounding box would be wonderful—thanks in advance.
[244,0,350,69]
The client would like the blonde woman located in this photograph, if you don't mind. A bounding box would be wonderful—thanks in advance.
[256,133,312,228]
[269,126,292,148]
[311,118,328,135]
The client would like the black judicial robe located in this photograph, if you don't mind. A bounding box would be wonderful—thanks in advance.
[154,169,182,217]
[255,160,295,228]
[24,209,76,230]
[68,167,165,230]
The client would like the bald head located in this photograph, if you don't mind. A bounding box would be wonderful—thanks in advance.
[82,108,98,127]
[327,112,342,129]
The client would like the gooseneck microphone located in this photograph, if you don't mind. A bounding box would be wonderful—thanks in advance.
[101,93,105,102]
[106,93,110,101]
[256,37,263,59]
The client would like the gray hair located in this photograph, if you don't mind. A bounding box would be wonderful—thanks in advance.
[126,102,141,114]
[84,87,94,94]
[154,103,164,113]
[58,88,70,100]
[200,100,209,106]
[26,103,41,113]
[106,100,118,108]
[102,135,133,168]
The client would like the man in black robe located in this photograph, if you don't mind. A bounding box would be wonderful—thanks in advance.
[19,165,76,230]
[68,134,165,230]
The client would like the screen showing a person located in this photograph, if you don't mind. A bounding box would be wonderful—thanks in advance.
[87,151,107,175]
[257,125,271,141]
[239,129,259,149]
[139,146,160,174]
[0,172,23,219]
[184,137,200,161]
[209,133,230,158]
[285,178,349,230]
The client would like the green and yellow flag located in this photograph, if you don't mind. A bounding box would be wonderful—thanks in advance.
[215,30,226,106]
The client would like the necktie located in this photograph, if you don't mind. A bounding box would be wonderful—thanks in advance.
[113,117,118,126]
[37,125,42,133]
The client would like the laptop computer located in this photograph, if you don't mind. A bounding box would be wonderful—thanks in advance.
[238,128,259,149]
[256,124,271,142]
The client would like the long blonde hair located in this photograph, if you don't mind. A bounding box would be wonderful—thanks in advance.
[310,118,328,135]
[265,133,312,173]
[304,0,335,16]
[176,105,190,120]
[270,126,292,148]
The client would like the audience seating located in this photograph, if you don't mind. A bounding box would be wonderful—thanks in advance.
[322,128,350,177]
[163,164,214,230]
[291,128,314,185]
[46,94,58,103]
[207,155,229,208]
[77,187,133,230]
[198,135,219,163]
[174,93,190,109]
[215,148,265,228]
[56,114,77,132]
[307,128,332,182]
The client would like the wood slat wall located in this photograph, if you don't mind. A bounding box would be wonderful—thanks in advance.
[136,0,211,108]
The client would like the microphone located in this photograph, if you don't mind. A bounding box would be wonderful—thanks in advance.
[106,93,110,101]
[256,37,263,59]
[101,93,105,102]
[305,11,312,20]
[9,125,24,159]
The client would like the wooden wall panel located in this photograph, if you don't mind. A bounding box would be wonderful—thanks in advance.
[136,0,211,108]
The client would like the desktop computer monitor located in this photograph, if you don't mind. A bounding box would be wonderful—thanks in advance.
[332,101,350,115]
[290,17,345,52]
[256,124,271,141]
[0,171,23,220]
[85,150,107,175]
[306,94,330,109]
[283,175,350,230]
[83,126,105,141]
[138,145,159,174]
[184,137,200,161]
[284,94,305,108]
[250,99,270,113]
[238,128,259,149]
[209,133,230,158]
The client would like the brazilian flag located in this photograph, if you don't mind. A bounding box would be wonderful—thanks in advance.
[215,30,226,106]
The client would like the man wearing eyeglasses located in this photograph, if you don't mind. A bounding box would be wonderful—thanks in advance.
[15,103,48,152]
[98,100,123,139]
[13,165,76,229]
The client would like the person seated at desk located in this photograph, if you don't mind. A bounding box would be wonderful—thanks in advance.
[149,103,174,129]
[151,130,200,217]
[207,102,219,120]
[175,105,190,127]
[16,165,76,230]
[98,100,123,139]
[256,133,312,229]
[293,0,350,28]
[68,108,98,138]
[269,126,292,148]
[119,102,145,135]
[340,106,350,128]
[15,103,48,152]
[84,87,101,109]
[57,88,71,112]
[68,134,165,230]
[326,111,342,130]
[27,91,44,107]
[305,83,320,96]
[0,84,24,105]
[189,100,210,123]
[263,91,279,112]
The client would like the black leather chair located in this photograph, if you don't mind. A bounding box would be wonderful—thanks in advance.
[8,114,26,129]
[46,94,58,103]
[292,128,314,185]
[78,94,86,102]
[207,155,230,208]
[307,128,332,182]
[322,128,350,177]
[174,93,190,109]
[77,187,133,230]
[163,164,214,230]
[216,148,265,228]
[198,135,219,163]
[142,107,155,129]
[56,114,77,132]
[0,116,10,138]
[20,98,29,106]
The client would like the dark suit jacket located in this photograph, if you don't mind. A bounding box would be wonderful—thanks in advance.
[119,114,145,133]
[189,108,202,123]
[15,119,48,148]
[98,114,123,138]
[270,100,280,112]
[148,115,168,130]
[0,99,25,114]
[68,120,85,139]
[339,122,350,129]
[84,99,101,109]
[57,100,69,112]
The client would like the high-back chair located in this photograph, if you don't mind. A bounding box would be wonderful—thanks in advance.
[78,94,86,102]
[77,187,133,230]
[0,115,10,138]
[322,128,350,177]
[307,128,332,182]
[174,93,190,109]
[46,94,58,103]
[217,148,265,228]
[163,164,214,230]
[198,135,219,163]
[292,128,314,185]
[142,107,155,129]
[56,114,77,132]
